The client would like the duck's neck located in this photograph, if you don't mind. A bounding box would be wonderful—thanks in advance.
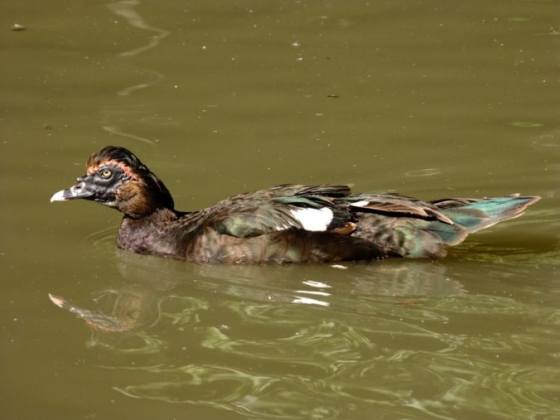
[116,208,186,258]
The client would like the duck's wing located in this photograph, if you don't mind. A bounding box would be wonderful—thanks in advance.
[231,184,352,200]
[201,187,460,239]
[344,193,455,225]
[203,185,356,238]
[267,184,352,198]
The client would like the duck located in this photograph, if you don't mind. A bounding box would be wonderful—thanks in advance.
[50,146,540,264]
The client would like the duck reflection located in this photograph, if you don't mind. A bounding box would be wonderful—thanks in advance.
[50,250,465,335]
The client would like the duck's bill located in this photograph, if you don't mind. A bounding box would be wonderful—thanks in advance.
[50,185,94,202]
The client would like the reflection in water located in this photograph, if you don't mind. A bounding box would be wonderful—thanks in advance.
[403,167,442,178]
[102,125,157,145]
[107,0,170,57]
[50,254,464,335]
[115,70,165,97]
[99,106,163,146]
[50,246,560,418]
[530,129,560,151]
[103,0,169,148]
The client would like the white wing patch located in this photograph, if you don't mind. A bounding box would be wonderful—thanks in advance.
[350,200,369,208]
[290,207,333,232]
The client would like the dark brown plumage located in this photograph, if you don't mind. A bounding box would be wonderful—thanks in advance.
[51,146,540,264]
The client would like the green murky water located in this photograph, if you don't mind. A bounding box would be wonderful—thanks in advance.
[2,1,560,418]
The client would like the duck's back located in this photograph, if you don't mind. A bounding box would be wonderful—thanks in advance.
[171,185,539,264]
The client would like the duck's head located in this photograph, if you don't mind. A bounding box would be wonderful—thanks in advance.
[50,146,174,218]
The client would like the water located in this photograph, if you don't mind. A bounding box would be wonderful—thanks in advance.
[2,1,560,418]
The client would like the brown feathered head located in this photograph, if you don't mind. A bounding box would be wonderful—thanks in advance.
[51,146,174,218]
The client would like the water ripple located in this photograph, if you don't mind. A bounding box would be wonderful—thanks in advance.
[107,0,170,57]
[56,246,560,418]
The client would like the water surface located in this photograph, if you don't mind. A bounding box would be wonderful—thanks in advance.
[2,1,560,418]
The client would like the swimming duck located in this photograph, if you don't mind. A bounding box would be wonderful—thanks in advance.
[51,146,540,264]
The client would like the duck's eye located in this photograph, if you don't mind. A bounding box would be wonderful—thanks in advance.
[99,168,112,179]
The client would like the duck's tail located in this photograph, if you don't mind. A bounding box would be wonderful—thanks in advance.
[427,195,540,246]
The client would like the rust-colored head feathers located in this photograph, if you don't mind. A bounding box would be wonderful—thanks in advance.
[86,146,146,177]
